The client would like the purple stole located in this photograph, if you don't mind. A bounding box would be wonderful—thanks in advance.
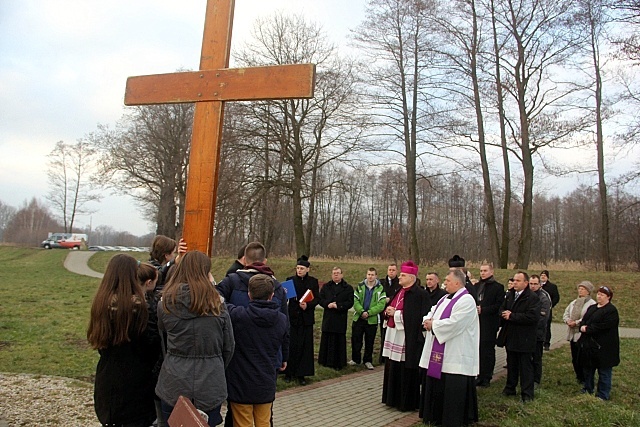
[427,289,469,379]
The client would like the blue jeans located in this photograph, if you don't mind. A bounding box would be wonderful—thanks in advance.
[161,400,223,426]
[583,366,613,400]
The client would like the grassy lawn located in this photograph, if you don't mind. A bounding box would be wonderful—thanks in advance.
[414,339,640,427]
[90,252,640,328]
[2,245,640,407]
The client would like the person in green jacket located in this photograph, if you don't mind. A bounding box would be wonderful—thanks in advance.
[348,267,387,370]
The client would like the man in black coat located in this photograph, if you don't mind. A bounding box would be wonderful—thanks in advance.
[318,267,354,369]
[497,271,540,402]
[425,271,446,309]
[475,263,505,387]
[379,263,400,363]
[540,270,560,350]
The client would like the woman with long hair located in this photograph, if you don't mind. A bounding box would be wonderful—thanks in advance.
[87,254,156,427]
[156,251,235,426]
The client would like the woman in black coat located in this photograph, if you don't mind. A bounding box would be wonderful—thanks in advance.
[284,256,320,384]
[578,286,620,400]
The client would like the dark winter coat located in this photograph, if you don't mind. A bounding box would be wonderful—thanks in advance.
[393,283,431,369]
[427,286,447,310]
[476,276,505,343]
[578,303,620,368]
[534,288,552,342]
[225,260,244,277]
[93,327,157,426]
[226,300,290,404]
[542,280,560,308]
[381,275,400,307]
[286,274,320,326]
[319,279,354,333]
[497,286,540,353]
[155,284,235,411]
[216,263,288,318]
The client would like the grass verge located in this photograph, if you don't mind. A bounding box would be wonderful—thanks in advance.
[416,339,640,426]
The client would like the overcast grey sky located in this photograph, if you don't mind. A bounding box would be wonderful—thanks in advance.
[0,0,365,235]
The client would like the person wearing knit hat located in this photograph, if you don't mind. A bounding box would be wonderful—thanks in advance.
[283,256,319,385]
[540,270,560,351]
[578,286,620,400]
[381,260,430,411]
[563,281,596,383]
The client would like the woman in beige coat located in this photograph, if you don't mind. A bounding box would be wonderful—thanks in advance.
[563,281,596,383]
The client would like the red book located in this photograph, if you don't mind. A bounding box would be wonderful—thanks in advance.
[299,289,314,303]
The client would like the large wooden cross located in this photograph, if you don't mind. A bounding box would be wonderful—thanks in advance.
[124,0,315,255]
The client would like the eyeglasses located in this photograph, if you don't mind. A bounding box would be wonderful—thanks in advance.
[599,286,610,292]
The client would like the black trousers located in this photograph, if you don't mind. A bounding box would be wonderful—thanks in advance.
[351,319,377,364]
[478,340,496,383]
[570,340,583,382]
[532,340,544,384]
[379,323,386,363]
[504,350,535,401]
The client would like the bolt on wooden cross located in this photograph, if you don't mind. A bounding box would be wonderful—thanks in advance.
[124,0,316,255]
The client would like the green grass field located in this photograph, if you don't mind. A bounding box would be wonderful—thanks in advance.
[2,247,639,426]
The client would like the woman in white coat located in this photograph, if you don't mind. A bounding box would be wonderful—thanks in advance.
[419,269,479,427]
[563,281,596,384]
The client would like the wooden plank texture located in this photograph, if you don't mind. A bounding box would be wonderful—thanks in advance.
[124,64,316,105]
[167,396,208,427]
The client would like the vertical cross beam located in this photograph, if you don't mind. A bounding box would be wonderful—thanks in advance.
[183,0,234,254]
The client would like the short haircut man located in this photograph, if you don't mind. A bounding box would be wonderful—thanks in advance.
[244,242,266,265]
[249,274,274,301]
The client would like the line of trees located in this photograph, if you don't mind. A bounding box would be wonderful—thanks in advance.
[10,2,639,269]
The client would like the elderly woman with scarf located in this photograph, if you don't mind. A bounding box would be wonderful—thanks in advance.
[563,281,597,384]
[381,261,430,411]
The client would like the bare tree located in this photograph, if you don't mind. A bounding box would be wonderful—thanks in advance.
[233,13,365,257]
[89,103,192,238]
[0,200,17,242]
[353,0,444,264]
[3,198,60,245]
[46,139,101,233]
[494,0,586,268]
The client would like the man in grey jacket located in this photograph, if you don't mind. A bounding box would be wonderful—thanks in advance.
[529,274,551,387]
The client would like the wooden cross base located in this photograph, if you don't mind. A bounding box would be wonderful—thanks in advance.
[168,396,209,427]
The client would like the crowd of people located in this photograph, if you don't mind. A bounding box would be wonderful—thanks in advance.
[87,239,621,427]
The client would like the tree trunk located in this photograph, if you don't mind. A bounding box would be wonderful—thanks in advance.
[471,0,500,265]
[589,4,612,271]
[490,0,511,268]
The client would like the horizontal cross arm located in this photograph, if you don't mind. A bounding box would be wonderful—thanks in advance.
[124,63,316,105]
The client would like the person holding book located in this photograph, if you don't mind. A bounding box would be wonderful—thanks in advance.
[348,267,386,370]
[225,274,290,427]
[283,255,320,385]
[318,267,355,369]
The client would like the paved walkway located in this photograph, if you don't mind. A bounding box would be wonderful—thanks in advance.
[62,255,640,427]
[64,251,103,279]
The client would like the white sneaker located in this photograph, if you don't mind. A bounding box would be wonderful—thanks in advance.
[365,362,374,370]
[347,360,357,366]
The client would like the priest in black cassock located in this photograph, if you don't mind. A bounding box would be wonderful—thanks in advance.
[419,268,479,426]
[381,260,430,411]
[283,255,320,385]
